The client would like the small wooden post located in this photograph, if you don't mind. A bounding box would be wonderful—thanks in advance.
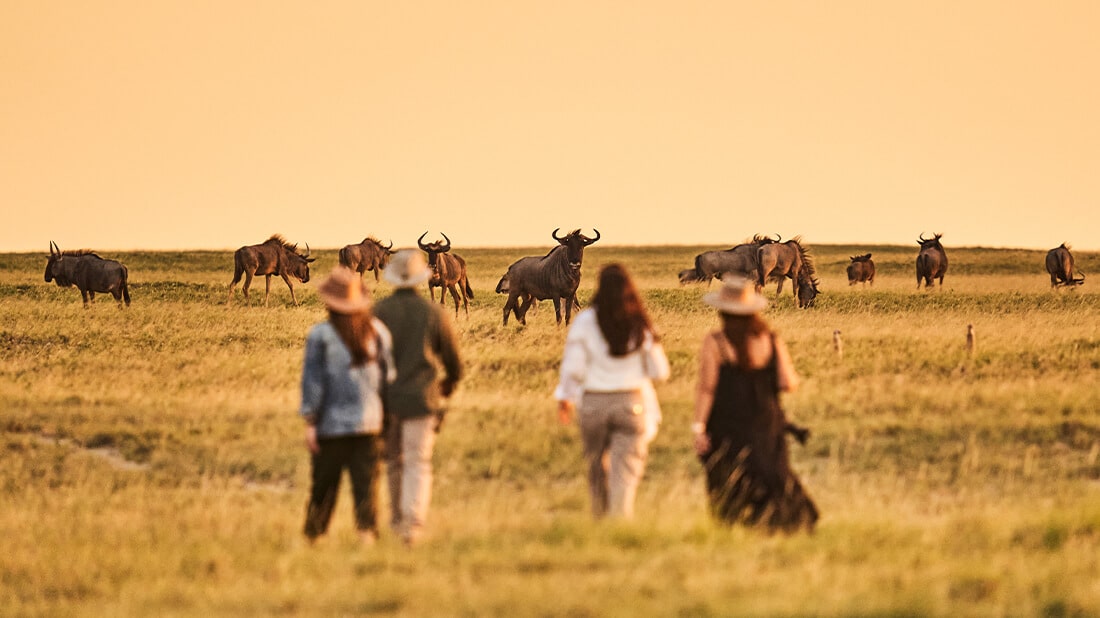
[833,329,843,360]
[966,324,976,357]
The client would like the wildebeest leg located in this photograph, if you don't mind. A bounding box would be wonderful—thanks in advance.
[551,297,563,325]
[774,278,784,296]
[518,296,534,325]
[88,291,96,304]
[81,289,90,309]
[280,273,299,306]
[263,274,273,306]
[503,291,520,325]
[447,284,461,317]
[373,267,380,282]
[564,294,575,325]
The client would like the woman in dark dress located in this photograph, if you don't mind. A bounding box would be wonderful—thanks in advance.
[692,277,818,532]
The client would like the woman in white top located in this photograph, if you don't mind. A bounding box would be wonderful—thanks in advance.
[555,263,670,518]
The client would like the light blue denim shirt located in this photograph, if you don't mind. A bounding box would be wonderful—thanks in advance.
[299,319,396,437]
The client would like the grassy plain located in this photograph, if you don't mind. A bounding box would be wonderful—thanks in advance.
[2,242,1099,617]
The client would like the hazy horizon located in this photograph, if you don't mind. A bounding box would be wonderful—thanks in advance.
[4,2,1098,253]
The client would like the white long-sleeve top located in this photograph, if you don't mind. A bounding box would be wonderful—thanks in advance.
[554,308,670,404]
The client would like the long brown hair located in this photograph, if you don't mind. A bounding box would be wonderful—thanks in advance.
[329,309,377,366]
[720,313,771,370]
[593,263,655,357]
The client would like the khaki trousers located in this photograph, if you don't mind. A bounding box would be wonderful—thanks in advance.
[385,416,436,542]
[578,390,648,519]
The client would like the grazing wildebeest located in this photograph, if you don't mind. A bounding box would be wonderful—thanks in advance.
[1045,243,1085,288]
[227,234,315,306]
[757,237,819,308]
[682,235,777,286]
[500,228,600,326]
[417,232,474,318]
[338,237,393,281]
[846,253,875,286]
[45,241,131,309]
[915,232,948,289]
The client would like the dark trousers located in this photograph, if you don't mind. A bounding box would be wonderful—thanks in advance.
[303,434,383,539]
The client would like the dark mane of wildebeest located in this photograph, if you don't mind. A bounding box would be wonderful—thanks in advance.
[45,241,131,309]
[1045,243,1085,288]
[757,236,819,308]
[846,253,875,286]
[338,236,393,282]
[226,234,315,306]
[682,234,777,286]
[915,232,948,289]
[418,232,474,318]
[500,228,600,326]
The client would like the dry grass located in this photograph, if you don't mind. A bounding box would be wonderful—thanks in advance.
[2,243,1099,616]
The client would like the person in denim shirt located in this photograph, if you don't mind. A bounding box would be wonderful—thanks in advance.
[300,267,395,545]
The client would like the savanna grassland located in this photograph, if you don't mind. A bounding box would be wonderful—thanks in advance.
[2,242,1099,617]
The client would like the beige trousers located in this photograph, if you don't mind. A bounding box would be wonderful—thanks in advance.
[578,390,648,519]
[385,416,436,542]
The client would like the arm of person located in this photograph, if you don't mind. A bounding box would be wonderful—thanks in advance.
[643,331,671,383]
[692,333,720,454]
[300,328,325,454]
[553,316,589,424]
[774,336,800,393]
[432,310,463,396]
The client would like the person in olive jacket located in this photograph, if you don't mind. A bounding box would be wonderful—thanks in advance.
[374,249,463,547]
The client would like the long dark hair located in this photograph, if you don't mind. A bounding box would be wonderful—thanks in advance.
[720,313,771,370]
[329,309,377,366]
[593,263,655,357]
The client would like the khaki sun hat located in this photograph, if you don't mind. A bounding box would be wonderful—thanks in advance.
[383,249,431,288]
[702,276,768,315]
[317,266,373,314]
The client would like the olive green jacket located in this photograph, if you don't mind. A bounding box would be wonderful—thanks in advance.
[373,288,463,420]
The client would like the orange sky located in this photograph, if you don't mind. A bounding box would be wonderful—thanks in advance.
[3,1,1098,252]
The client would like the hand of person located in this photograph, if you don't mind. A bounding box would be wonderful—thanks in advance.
[693,432,711,456]
[557,400,574,426]
[440,379,456,398]
[304,424,319,454]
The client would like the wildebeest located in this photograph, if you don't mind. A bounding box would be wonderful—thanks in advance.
[499,228,600,326]
[45,241,131,309]
[915,232,948,289]
[681,235,777,286]
[227,234,315,306]
[417,232,474,317]
[846,253,875,286]
[1045,243,1085,288]
[757,237,820,308]
[338,237,393,281]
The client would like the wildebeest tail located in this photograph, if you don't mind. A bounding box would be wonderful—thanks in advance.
[465,278,474,299]
[495,275,506,294]
[120,264,131,305]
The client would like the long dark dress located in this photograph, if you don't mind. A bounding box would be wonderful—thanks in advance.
[701,333,818,532]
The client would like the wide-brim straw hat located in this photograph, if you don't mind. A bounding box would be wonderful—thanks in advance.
[317,266,373,313]
[703,276,768,315]
[383,249,431,288]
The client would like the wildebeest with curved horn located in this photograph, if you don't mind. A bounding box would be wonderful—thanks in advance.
[227,234,315,306]
[757,236,820,308]
[915,232,948,289]
[499,228,600,326]
[418,231,474,318]
[680,234,777,286]
[45,241,131,309]
[847,253,875,286]
[1045,243,1085,288]
[338,236,393,281]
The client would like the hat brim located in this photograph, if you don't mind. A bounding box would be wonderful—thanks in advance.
[702,291,768,315]
[383,267,432,288]
[318,293,373,314]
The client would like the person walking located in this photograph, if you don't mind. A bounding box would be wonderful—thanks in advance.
[373,249,463,546]
[693,277,818,532]
[300,266,395,545]
[555,263,670,519]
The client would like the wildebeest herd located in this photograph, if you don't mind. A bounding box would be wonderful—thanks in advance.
[41,232,1089,316]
